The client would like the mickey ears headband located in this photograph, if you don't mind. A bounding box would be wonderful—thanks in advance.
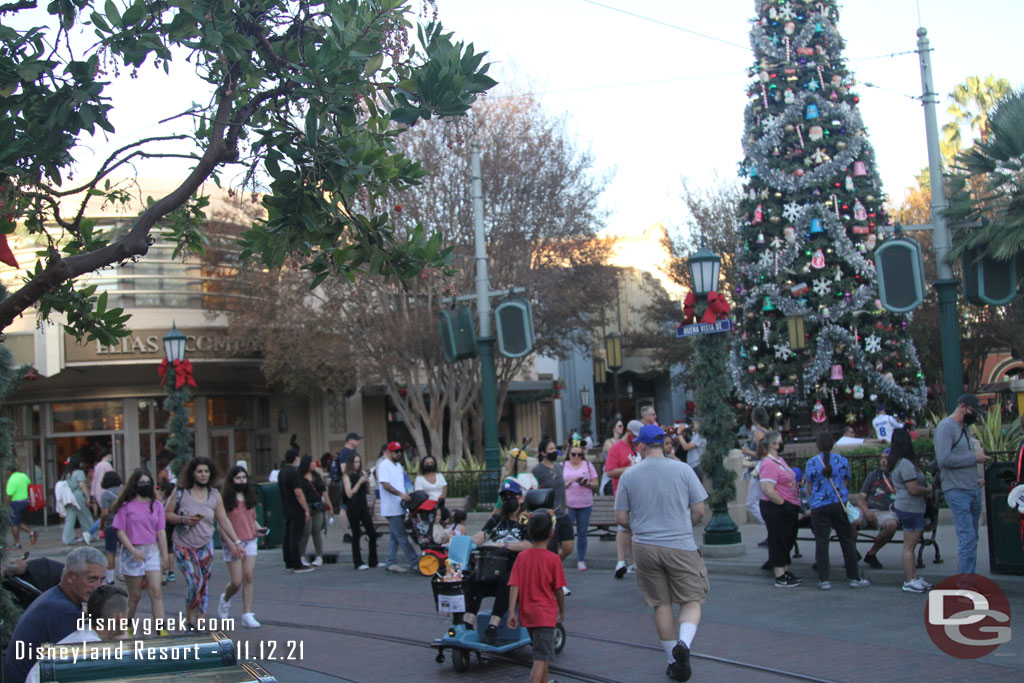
[571,438,583,447]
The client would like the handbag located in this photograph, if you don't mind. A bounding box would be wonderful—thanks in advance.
[27,484,46,512]
[821,455,860,524]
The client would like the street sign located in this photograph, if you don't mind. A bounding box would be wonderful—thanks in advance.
[676,319,732,338]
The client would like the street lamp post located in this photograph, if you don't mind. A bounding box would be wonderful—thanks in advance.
[605,332,622,422]
[593,356,606,435]
[687,249,742,550]
[160,323,196,478]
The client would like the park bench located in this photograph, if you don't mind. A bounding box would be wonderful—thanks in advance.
[586,496,618,538]
[371,496,468,535]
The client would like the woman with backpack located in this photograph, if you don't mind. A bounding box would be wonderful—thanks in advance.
[111,468,168,625]
[164,457,244,630]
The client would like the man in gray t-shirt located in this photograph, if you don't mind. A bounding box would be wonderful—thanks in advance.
[935,394,992,576]
[614,424,708,683]
[533,439,574,561]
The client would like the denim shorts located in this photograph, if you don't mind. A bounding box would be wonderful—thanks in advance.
[895,508,925,532]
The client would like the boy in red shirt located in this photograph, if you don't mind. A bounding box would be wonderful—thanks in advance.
[507,513,566,683]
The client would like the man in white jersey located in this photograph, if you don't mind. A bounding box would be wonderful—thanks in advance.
[871,406,901,443]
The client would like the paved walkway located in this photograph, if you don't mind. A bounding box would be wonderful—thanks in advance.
[7,512,1022,682]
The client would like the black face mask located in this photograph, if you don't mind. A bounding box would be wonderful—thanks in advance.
[422,463,437,473]
[136,484,154,498]
[235,482,249,492]
[545,451,558,461]
[501,498,519,516]
[963,411,978,426]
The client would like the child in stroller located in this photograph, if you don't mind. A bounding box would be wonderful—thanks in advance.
[405,490,449,576]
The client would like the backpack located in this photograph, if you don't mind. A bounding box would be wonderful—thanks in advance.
[329,456,343,484]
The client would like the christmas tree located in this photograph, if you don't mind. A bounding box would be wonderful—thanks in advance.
[729,0,927,424]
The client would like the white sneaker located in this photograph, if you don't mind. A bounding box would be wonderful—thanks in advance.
[915,577,933,590]
[300,559,312,568]
[902,580,927,593]
[577,561,588,571]
[82,531,93,544]
[241,612,261,628]
[357,564,370,570]
[626,564,637,574]
[614,561,627,579]
[849,578,871,589]
[218,594,231,620]
[385,564,408,574]
[312,556,323,567]
[562,585,571,596]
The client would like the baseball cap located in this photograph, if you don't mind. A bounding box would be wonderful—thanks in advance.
[386,441,403,452]
[345,432,362,441]
[500,479,523,495]
[635,424,666,444]
[957,394,982,413]
[626,419,644,435]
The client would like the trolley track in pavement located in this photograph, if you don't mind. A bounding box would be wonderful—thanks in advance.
[257,598,838,682]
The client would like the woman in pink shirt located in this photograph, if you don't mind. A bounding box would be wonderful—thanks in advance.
[757,432,804,588]
[562,441,598,571]
[218,465,266,628]
[111,468,169,625]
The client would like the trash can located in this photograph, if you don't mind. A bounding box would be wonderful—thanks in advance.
[258,482,283,550]
[985,460,1024,576]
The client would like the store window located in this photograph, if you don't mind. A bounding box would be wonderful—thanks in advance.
[52,400,123,432]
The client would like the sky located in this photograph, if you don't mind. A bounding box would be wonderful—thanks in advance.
[24,0,1024,242]
[428,0,1024,238]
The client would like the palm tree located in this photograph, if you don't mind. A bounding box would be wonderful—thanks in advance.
[940,75,1012,165]
[946,88,1024,263]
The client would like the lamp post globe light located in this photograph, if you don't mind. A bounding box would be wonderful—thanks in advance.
[160,323,195,477]
[686,248,742,552]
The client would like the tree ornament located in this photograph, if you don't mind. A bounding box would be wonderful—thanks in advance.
[830,364,844,380]
[779,2,796,21]
[784,226,796,243]
[811,248,825,269]
[762,296,775,312]
[845,175,854,192]
[769,235,783,250]
[784,87,795,104]
[812,400,827,423]
[806,103,819,120]
[808,125,823,141]
[853,383,864,400]
[810,217,824,233]
[865,234,877,250]
[774,342,792,360]
[783,202,802,222]
[864,333,882,354]
[853,199,867,221]
[773,374,781,387]
[821,305,832,319]
[853,160,867,176]
[753,204,764,224]
[812,277,830,296]
[784,21,796,35]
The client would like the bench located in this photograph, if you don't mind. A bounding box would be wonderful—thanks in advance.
[587,496,618,539]
[794,503,942,569]
[371,496,468,535]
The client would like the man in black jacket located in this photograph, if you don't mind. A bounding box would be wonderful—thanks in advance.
[277,448,313,573]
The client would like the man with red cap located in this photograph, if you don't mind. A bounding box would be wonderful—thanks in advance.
[378,441,418,573]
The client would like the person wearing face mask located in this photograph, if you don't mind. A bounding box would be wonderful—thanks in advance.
[111,468,169,626]
[935,394,992,576]
[414,455,447,505]
[378,441,419,573]
[532,439,575,565]
[218,465,266,627]
[460,479,533,644]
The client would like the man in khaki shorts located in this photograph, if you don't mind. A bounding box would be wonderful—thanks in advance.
[614,424,708,682]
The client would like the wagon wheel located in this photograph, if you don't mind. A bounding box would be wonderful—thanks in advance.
[418,553,441,576]
[452,647,470,673]
[553,622,567,654]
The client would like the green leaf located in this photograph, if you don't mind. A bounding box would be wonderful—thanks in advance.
[363,53,383,76]
[104,0,121,24]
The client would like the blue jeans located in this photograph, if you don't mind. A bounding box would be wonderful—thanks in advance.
[567,506,592,563]
[62,503,94,545]
[385,515,418,568]
[944,487,982,575]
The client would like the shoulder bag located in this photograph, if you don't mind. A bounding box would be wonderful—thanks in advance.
[821,455,860,524]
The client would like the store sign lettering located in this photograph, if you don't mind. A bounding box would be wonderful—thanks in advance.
[94,334,256,356]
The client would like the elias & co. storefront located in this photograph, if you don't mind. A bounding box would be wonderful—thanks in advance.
[3,318,287,523]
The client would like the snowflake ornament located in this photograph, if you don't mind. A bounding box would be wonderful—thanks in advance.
[759,251,774,268]
[774,342,792,360]
[812,277,830,296]
[864,333,882,354]
[778,1,796,21]
[782,202,802,222]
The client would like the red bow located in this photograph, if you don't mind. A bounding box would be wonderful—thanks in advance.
[682,291,731,325]
[158,358,198,389]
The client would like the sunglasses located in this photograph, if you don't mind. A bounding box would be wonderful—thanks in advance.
[570,452,584,457]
